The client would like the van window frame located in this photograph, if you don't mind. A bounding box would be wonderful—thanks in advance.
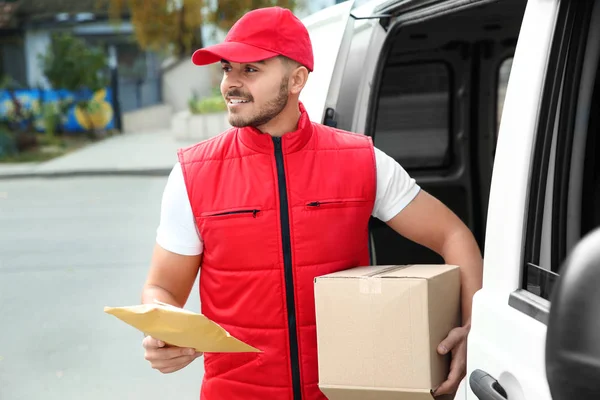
[509,0,595,323]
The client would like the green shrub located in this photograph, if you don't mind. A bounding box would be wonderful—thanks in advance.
[0,126,17,159]
[41,102,60,138]
[189,92,227,115]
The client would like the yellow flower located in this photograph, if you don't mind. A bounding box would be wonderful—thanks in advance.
[75,89,114,130]
[1,99,14,114]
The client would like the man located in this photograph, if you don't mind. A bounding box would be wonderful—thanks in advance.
[141,6,483,400]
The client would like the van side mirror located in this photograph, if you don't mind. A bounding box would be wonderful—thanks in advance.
[546,227,600,399]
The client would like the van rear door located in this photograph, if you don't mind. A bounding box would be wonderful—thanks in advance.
[350,0,526,268]
[467,0,600,398]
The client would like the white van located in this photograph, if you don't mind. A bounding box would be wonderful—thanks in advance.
[301,0,600,398]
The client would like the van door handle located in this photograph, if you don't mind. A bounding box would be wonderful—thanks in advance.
[469,369,508,400]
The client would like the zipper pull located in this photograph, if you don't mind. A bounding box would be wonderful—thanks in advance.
[307,202,320,207]
[273,136,282,150]
[253,210,258,218]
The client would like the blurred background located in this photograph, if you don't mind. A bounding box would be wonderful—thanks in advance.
[0,0,347,158]
[0,1,349,400]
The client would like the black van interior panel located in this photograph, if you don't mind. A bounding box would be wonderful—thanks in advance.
[368,0,527,266]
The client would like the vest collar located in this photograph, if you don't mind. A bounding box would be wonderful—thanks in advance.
[238,102,314,155]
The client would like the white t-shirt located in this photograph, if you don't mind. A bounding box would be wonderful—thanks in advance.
[156,147,420,256]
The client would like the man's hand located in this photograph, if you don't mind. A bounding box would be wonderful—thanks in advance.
[143,336,203,374]
[433,325,469,397]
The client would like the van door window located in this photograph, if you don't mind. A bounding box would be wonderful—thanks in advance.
[580,71,600,237]
[520,0,598,303]
[373,63,451,170]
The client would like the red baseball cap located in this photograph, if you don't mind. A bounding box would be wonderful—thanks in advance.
[191,7,314,72]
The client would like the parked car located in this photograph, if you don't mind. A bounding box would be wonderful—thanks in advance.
[301,0,600,398]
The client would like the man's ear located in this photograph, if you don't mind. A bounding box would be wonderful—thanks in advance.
[289,66,310,95]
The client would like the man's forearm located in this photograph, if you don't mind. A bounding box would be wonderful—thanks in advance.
[142,284,185,308]
[141,284,187,339]
[440,227,483,327]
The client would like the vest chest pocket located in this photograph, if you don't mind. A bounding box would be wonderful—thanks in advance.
[201,208,261,220]
[304,198,367,210]
[298,197,372,266]
[197,207,277,270]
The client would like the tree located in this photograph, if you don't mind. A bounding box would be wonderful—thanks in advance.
[101,0,298,59]
[102,0,204,59]
[209,0,297,32]
[40,33,109,94]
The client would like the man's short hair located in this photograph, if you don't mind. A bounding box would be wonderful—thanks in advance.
[278,55,306,72]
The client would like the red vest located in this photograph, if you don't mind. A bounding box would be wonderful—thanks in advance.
[178,103,376,400]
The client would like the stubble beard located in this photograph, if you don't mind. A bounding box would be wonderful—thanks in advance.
[228,78,290,128]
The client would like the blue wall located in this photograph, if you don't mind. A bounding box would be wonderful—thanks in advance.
[0,88,115,133]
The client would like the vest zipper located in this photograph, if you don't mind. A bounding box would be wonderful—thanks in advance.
[273,136,302,400]
[306,199,367,209]
[205,209,259,218]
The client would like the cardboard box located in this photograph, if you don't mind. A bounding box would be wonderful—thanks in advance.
[314,264,461,400]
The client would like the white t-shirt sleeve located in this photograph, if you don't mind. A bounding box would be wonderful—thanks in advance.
[155,162,204,256]
[372,147,421,222]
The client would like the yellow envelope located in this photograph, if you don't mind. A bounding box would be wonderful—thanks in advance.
[104,301,260,353]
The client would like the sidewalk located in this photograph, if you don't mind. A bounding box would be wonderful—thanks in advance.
[0,130,199,180]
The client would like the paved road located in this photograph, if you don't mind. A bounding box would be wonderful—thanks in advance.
[0,177,203,400]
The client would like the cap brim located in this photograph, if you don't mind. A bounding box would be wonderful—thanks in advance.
[192,42,279,66]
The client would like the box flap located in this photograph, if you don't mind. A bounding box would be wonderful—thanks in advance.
[315,265,404,280]
[315,265,459,281]
[381,264,459,280]
[319,385,435,400]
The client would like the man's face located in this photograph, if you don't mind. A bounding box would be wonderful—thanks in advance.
[220,57,290,128]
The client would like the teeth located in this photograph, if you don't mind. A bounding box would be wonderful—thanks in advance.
[230,99,249,104]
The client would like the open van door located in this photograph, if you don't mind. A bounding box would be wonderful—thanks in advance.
[348,0,527,268]
[467,0,600,399]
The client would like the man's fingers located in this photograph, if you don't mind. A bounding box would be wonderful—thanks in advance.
[142,336,165,349]
[434,354,466,396]
[437,327,465,355]
[434,370,461,396]
[158,365,184,374]
[142,335,202,374]
[434,380,454,396]
[145,346,197,361]
[434,326,469,396]
[150,354,198,371]
[158,361,197,374]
